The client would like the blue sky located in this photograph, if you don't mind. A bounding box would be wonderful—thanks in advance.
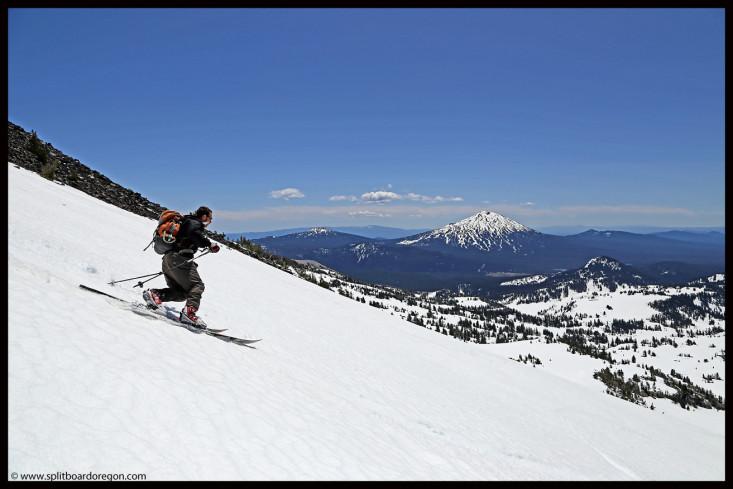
[9,8,725,234]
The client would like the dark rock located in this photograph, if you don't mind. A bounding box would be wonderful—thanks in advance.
[8,120,165,220]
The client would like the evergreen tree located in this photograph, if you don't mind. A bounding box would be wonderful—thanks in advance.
[28,130,48,163]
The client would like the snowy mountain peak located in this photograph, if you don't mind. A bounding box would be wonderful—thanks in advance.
[398,211,540,252]
[583,256,623,271]
[572,256,651,287]
[451,211,533,235]
[305,227,336,236]
[284,227,343,239]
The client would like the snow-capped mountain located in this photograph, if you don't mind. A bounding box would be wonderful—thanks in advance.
[252,211,724,292]
[557,256,654,290]
[396,214,725,273]
[398,211,547,253]
[499,256,654,298]
[304,226,335,235]
[254,211,569,289]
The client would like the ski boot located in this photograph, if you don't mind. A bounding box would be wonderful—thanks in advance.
[179,305,207,330]
[142,289,162,310]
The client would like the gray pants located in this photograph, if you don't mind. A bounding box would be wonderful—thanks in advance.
[158,251,205,309]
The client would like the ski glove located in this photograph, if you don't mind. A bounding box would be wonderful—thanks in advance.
[209,243,220,253]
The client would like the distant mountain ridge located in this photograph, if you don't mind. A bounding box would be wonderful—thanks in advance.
[254,228,378,255]
[650,230,725,245]
[253,211,725,291]
[537,224,725,235]
[229,225,432,240]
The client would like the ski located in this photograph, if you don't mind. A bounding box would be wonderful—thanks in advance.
[130,305,260,345]
[79,284,261,346]
[79,284,126,301]
[130,303,228,333]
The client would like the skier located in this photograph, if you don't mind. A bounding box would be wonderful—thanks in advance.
[143,206,220,329]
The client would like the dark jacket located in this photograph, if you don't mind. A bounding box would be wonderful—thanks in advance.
[176,215,212,253]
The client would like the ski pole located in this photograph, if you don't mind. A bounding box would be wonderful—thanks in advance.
[108,250,213,287]
[132,249,213,288]
[107,271,161,285]
[131,249,212,288]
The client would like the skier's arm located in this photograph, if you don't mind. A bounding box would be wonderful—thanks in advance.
[188,221,213,249]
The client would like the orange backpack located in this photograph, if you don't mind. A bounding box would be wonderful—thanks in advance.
[145,210,188,254]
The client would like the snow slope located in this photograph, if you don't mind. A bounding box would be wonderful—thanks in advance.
[7,163,724,480]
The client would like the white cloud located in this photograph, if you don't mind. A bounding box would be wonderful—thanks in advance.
[269,188,305,200]
[361,191,402,203]
[360,191,463,204]
[348,210,392,218]
[405,193,463,204]
[329,195,358,202]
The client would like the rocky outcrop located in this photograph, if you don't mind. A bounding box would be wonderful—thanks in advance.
[8,121,165,220]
